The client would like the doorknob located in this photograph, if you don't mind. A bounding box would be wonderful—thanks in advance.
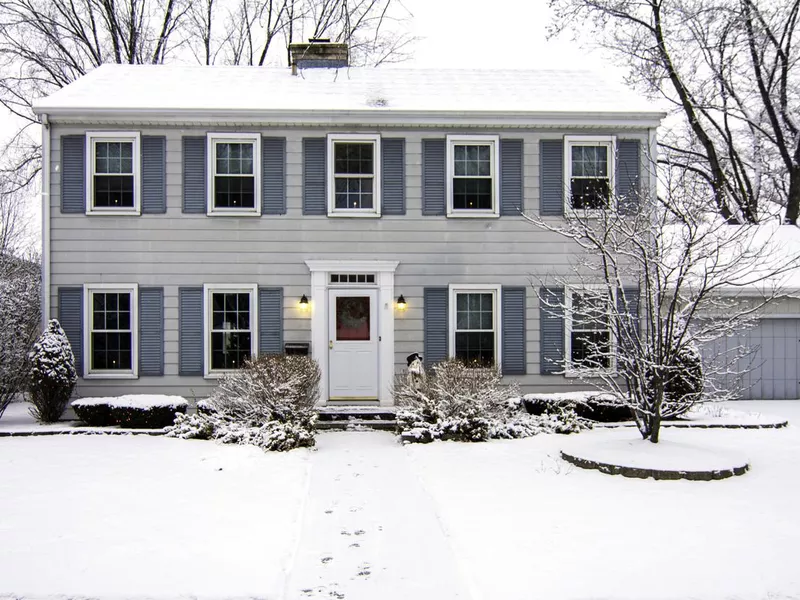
[329,340,333,349]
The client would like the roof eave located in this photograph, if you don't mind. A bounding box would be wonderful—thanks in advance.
[32,106,666,128]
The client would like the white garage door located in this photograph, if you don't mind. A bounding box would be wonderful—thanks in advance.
[703,319,800,400]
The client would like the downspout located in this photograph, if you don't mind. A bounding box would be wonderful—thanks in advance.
[41,113,50,328]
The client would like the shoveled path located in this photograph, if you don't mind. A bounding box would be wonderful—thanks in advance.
[282,431,473,600]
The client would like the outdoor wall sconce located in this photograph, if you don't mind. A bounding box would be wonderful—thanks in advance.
[396,294,408,310]
[299,294,309,310]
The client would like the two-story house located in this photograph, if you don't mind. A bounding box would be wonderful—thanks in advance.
[32,41,665,406]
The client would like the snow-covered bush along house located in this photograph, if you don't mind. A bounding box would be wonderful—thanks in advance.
[33,40,665,404]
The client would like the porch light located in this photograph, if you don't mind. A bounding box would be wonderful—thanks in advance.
[396,294,407,310]
[299,294,309,310]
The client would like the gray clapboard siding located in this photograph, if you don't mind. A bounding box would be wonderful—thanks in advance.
[500,139,524,216]
[61,135,86,214]
[58,287,83,374]
[262,137,286,215]
[382,138,406,215]
[540,287,565,375]
[139,287,164,375]
[182,137,206,214]
[501,287,526,375]
[259,287,283,354]
[422,139,446,216]
[303,138,327,215]
[540,140,564,216]
[142,136,167,214]
[178,287,203,375]
[423,287,448,366]
[616,140,641,214]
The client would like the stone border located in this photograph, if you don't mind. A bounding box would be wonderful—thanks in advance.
[0,428,165,438]
[560,449,750,481]
[595,420,788,430]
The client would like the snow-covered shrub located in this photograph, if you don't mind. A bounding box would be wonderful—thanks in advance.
[0,256,40,419]
[491,397,590,438]
[72,395,188,428]
[165,355,320,451]
[522,391,630,423]
[27,320,77,422]
[649,342,704,418]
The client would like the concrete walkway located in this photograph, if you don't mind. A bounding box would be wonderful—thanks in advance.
[282,431,473,600]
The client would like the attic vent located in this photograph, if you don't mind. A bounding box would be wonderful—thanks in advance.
[289,39,348,71]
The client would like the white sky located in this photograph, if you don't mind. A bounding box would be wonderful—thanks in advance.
[2,0,626,249]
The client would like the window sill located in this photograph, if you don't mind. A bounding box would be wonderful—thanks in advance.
[564,368,616,379]
[446,210,500,219]
[207,210,262,217]
[86,209,141,217]
[83,372,139,380]
[327,211,382,218]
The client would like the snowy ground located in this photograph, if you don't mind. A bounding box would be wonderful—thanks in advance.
[1,401,800,600]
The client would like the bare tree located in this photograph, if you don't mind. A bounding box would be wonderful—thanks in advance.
[0,179,32,257]
[527,162,800,443]
[549,0,800,225]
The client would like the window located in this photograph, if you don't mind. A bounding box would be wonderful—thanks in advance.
[330,273,376,285]
[84,284,138,378]
[327,134,381,216]
[86,132,141,214]
[207,133,261,215]
[565,136,615,211]
[449,285,501,367]
[446,135,499,217]
[204,285,258,375]
[566,288,614,372]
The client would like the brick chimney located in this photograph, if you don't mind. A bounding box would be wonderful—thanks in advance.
[289,38,349,73]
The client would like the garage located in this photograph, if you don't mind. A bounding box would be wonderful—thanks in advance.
[703,318,800,400]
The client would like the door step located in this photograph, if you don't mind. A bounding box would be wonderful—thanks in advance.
[315,406,397,431]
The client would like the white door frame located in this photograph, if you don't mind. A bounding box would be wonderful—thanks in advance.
[305,260,399,406]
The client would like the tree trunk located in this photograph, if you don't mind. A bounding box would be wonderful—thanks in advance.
[785,165,800,225]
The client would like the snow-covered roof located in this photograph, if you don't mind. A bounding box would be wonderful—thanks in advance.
[33,64,665,126]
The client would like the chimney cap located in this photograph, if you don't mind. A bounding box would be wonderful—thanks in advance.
[308,37,331,43]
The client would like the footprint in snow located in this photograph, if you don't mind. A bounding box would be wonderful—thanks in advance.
[321,556,334,564]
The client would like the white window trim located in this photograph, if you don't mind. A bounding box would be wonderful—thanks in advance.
[564,285,616,377]
[206,133,262,216]
[203,283,259,378]
[448,284,502,367]
[83,283,139,379]
[327,133,382,218]
[446,134,500,218]
[564,135,616,216]
[85,131,141,216]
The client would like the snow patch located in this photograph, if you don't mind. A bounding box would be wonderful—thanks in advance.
[72,394,188,410]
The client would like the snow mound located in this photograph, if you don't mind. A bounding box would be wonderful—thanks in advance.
[72,395,188,410]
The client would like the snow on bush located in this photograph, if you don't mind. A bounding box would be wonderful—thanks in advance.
[27,319,77,423]
[0,256,40,418]
[522,391,631,423]
[72,395,188,428]
[394,360,590,443]
[647,341,704,419]
[165,355,320,451]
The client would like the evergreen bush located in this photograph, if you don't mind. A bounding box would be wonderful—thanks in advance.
[28,320,77,423]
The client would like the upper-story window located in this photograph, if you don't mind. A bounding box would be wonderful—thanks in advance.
[86,132,141,215]
[207,133,261,216]
[446,135,499,217]
[565,136,616,211]
[327,134,381,217]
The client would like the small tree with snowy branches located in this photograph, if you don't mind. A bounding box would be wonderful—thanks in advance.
[28,320,77,422]
[527,166,800,443]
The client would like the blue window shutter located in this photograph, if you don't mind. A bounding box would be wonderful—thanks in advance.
[139,287,164,376]
[423,287,448,366]
[178,287,203,375]
[142,136,166,214]
[262,137,286,215]
[617,286,641,364]
[382,138,405,215]
[422,139,446,216]
[540,286,565,375]
[616,140,641,214]
[501,287,527,375]
[500,139,524,216]
[61,135,86,214]
[182,137,206,214]
[303,137,326,215]
[540,140,564,216]
[259,287,283,354]
[58,287,83,375]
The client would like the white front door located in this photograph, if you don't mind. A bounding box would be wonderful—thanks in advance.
[328,289,379,400]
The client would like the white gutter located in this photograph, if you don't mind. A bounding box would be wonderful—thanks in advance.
[40,113,50,328]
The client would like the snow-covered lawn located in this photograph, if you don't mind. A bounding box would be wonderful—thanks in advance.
[1,400,799,600]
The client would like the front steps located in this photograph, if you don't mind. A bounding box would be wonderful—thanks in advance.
[315,405,397,431]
